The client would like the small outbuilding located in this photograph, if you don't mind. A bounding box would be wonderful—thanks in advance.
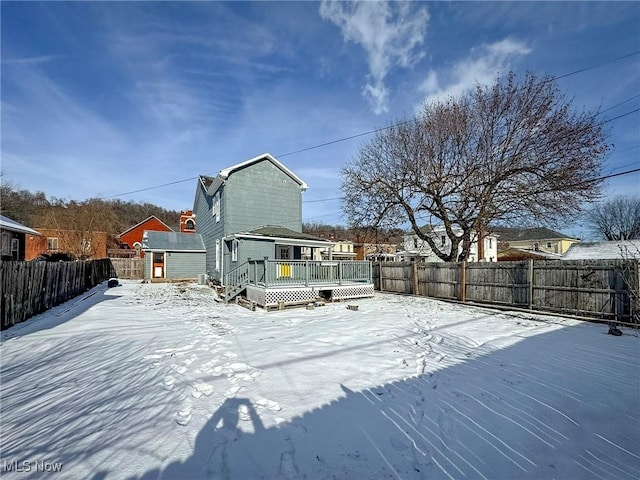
[142,231,206,281]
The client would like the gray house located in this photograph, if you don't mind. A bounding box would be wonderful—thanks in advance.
[142,230,206,281]
[0,215,41,261]
[193,153,374,307]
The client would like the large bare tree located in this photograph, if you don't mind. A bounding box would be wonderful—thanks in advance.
[587,196,640,240]
[342,72,610,261]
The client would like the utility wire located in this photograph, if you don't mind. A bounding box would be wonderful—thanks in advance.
[598,94,640,115]
[99,50,640,201]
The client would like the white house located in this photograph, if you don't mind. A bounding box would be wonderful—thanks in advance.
[301,240,356,261]
[398,225,498,262]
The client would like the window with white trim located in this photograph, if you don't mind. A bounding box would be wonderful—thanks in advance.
[215,239,221,271]
[48,237,59,251]
[11,238,19,260]
[213,192,220,222]
[231,239,238,262]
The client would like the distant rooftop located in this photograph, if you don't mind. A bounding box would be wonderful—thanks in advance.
[491,227,577,241]
[563,240,640,260]
[0,215,41,236]
[142,231,206,251]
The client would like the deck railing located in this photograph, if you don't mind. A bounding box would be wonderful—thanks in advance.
[240,260,372,288]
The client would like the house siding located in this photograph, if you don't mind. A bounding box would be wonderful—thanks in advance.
[224,159,302,235]
[193,180,225,281]
[165,252,206,279]
[144,254,151,279]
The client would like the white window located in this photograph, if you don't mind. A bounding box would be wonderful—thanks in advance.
[413,238,418,249]
[81,238,92,253]
[546,242,552,249]
[441,235,446,247]
[213,192,220,222]
[231,239,238,262]
[48,237,59,251]
[215,239,221,271]
[488,238,493,248]
[11,238,19,259]
[533,242,539,251]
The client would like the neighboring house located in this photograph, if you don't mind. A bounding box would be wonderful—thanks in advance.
[301,240,357,261]
[180,210,196,233]
[0,215,41,261]
[26,228,108,260]
[193,153,374,307]
[492,227,580,256]
[498,247,563,262]
[142,230,206,281]
[562,240,640,260]
[116,215,174,258]
[354,243,398,261]
[399,225,498,262]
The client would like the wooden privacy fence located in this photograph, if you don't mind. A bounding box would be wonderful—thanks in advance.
[0,259,116,330]
[110,258,144,279]
[373,260,639,323]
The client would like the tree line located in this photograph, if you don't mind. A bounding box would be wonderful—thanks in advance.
[0,181,182,241]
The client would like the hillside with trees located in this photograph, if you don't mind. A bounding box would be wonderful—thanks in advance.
[0,181,182,239]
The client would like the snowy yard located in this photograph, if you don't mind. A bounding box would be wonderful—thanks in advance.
[1,281,639,480]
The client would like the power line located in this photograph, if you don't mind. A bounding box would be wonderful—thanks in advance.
[302,196,343,204]
[599,94,640,115]
[602,108,640,124]
[98,50,640,201]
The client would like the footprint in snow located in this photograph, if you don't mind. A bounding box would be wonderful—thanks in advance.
[175,399,192,426]
[171,364,187,375]
[238,404,251,422]
[191,381,213,398]
[162,376,176,391]
[183,353,197,366]
[256,398,281,412]
[225,385,242,397]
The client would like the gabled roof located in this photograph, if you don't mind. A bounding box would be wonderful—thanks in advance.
[562,240,640,260]
[142,231,206,252]
[118,215,174,237]
[204,153,308,194]
[0,215,41,236]
[491,227,577,242]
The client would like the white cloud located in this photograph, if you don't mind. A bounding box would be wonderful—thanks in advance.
[320,0,429,115]
[418,38,531,106]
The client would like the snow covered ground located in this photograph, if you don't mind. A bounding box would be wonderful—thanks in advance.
[1,280,638,480]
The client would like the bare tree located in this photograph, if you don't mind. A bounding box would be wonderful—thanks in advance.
[587,196,640,240]
[35,199,119,259]
[342,72,610,261]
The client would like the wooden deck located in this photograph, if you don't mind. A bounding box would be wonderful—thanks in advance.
[224,260,374,306]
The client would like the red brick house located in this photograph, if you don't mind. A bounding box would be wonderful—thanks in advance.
[26,228,108,260]
[116,216,174,258]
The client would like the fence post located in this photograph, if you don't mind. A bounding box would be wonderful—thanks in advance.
[412,261,418,295]
[460,261,467,302]
[528,259,534,310]
[380,262,384,292]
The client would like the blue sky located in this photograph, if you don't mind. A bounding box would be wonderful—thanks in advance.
[2,1,639,237]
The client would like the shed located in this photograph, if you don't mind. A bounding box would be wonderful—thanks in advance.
[142,231,206,281]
